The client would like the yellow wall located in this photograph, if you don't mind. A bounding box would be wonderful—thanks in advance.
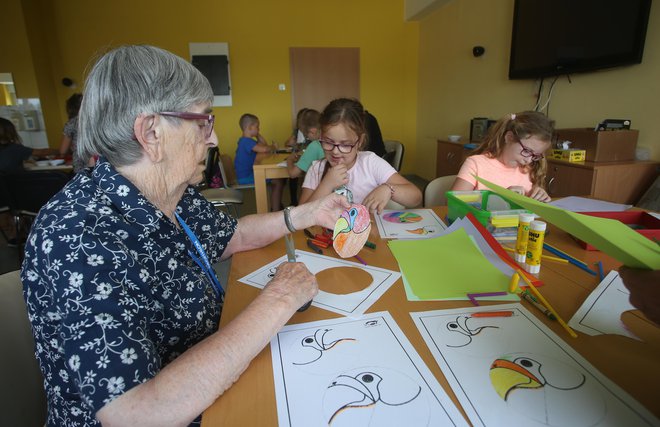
[15,0,419,171]
[416,0,660,181]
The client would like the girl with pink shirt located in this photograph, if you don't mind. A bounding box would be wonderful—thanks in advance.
[299,98,422,213]
[451,111,554,202]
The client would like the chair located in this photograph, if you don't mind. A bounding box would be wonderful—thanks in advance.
[3,171,72,259]
[199,147,244,217]
[0,270,47,426]
[424,175,457,207]
[383,140,404,172]
[218,152,255,191]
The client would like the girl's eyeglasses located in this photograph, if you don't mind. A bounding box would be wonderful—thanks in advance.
[320,138,358,154]
[159,111,215,139]
[517,141,544,161]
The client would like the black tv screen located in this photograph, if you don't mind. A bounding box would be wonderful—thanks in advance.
[509,0,652,79]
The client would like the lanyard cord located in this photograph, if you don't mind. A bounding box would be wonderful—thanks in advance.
[175,212,225,300]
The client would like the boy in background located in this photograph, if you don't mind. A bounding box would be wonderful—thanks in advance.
[234,113,285,211]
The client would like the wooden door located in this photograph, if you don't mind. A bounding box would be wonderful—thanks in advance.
[289,47,360,123]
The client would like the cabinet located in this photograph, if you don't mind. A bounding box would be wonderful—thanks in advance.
[546,159,658,204]
[436,140,472,177]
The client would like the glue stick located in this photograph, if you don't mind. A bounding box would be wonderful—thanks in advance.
[525,221,547,274]
[514,213,535,263]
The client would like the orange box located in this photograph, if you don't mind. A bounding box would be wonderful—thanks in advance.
[573,211,660,250]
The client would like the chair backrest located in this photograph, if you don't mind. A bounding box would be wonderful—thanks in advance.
[0,270,47,426]
[4,171,72,215]
[218,153,236,186]
[383,140,404,171]
[424,175,457,207]
[204,147,221,187]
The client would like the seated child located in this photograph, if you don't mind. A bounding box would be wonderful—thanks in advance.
[285,108,309,149]
[234,113,285,211]
[287,109,322,179]
[299,98,422,214]
[451,111,553,202]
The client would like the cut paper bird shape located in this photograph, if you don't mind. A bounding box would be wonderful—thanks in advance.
[333,204,371,258]
[293,329,356,365]
[326,371,422,425]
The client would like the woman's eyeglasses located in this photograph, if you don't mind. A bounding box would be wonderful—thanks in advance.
[320,138,358,154]
[517,141,544,161]
[159,111,215,139]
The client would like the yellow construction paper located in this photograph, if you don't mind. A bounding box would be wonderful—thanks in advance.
[476,177,660,269]
[388,228,510,299]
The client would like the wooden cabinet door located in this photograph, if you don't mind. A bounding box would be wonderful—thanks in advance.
[436,140,466,177]
[546,162,595,197]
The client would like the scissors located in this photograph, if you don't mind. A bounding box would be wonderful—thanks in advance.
[284,233,312,312]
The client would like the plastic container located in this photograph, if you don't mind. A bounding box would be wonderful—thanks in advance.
[446,190,527,227]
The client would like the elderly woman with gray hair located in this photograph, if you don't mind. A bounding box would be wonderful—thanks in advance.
[21,45,348,426]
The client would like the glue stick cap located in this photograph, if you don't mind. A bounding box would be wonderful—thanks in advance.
[519,213,535,224]
[525,262,540,274]
[530,220,547,232]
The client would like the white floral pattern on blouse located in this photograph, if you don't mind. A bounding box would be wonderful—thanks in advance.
[21,158,237,426]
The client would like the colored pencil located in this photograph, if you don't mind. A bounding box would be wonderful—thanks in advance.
[519,289,556,320]
[354,254,368,266]
[472,311,514,318]
[596,261,605,281]
[517,269,577,338]
[502,245,569,264]
[542,243,597,275]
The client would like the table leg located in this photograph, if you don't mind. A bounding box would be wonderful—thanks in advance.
[254,168,268,214]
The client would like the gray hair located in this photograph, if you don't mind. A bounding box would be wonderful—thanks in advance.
[77,45,213,167]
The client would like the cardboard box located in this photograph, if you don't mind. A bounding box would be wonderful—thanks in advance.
[551,149,586,162]
[572,211,660,250]
[555,128,638,162]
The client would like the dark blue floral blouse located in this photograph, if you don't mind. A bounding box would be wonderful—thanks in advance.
[21,158,237,426]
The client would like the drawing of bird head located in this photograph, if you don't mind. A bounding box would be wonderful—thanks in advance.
[333,205,370,239]
[489,355,544,400]
[328,372,383,405]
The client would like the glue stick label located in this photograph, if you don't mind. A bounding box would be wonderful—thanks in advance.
[515,221,531,256]
[526,222,546,267]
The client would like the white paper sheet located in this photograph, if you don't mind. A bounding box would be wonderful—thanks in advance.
[568,271,639,339]
[270,311,468,427]
[238,251,401,317]
[374,209,447,239]
[411,304,658,427]
[549,196,632,212]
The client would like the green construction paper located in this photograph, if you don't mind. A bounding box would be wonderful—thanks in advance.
[400,271,520,302]
[388,228,511,299]
[475,176,660,269]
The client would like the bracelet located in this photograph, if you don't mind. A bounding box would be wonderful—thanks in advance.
[283,206,296,233]
[383,183,395,197]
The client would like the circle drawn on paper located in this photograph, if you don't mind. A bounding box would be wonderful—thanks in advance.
[383,211,422,223]
[317,267,373,294]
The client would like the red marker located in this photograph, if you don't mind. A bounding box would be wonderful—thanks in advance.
[471,311,514,318]
[308,238,329,249]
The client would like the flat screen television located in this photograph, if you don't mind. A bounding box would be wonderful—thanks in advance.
[509,0,652,79]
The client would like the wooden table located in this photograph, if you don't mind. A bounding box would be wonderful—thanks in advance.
[202,207,660,425]
[253,153,290,214]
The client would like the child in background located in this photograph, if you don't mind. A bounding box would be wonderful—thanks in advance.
[287,109,322,179]
[285,108,310,149]
[299,98,422,213]
[234,113,285,210]
[451,111,553,202]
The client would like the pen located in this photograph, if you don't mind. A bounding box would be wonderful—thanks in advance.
[306,239,323,254]
[519,289,556,320]
[518,269,577,338]
[364,240,376,249]
[471,311,514,318]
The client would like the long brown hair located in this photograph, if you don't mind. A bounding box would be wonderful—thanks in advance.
[473,111,555,188]
[318,98,367,181]
[0,117,22,146]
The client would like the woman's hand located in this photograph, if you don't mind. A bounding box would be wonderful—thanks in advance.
[362,184,392,215]
[323,164,349,190]
[263,262,318,310]
[292,193,350,231]
[527,186,551,202]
